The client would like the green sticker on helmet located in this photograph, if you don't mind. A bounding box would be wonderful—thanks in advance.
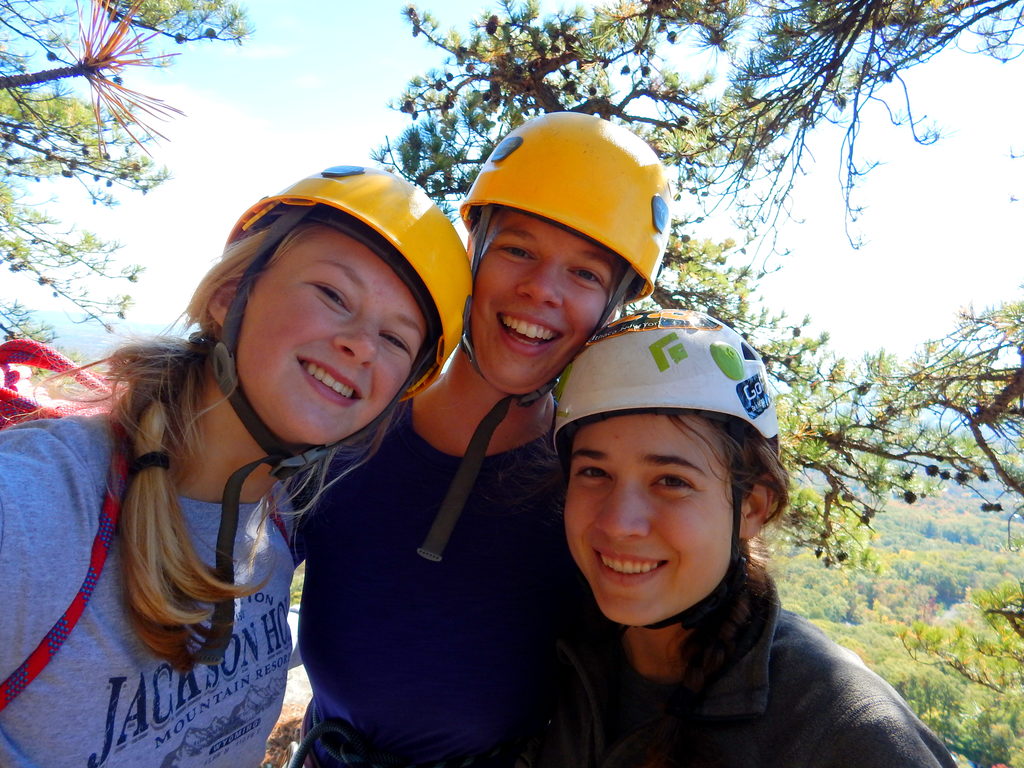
[553,362,573,401]
[710,341,744,381]
[649,332,687,372]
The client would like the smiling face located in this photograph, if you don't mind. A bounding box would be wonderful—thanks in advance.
[214,224,427,448]
[468,209,622,396]
[564,412,768,628]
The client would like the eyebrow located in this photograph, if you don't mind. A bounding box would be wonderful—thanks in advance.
[570,447,706,473]
[494,227,618,270]
[315,259,425,339]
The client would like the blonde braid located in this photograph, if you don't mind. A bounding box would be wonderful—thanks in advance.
[106,340,256,669]
[96,226,393,670]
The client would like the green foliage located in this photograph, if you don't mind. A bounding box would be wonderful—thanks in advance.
[0,0,251,339]
[903,581,1024,694]
[290,562,305,605]
[383,0,1022,221]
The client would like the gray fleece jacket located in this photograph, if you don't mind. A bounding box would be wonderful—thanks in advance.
[523,583,957,768]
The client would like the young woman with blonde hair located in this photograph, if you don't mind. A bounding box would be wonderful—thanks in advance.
[0,166,470,768]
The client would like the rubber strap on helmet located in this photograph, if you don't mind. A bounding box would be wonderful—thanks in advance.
[417,394,513,561]
[424,203,633,563]
[642,555,748,631]
[458,205,495,367]
[193,456,264,664]
[196,206,322,665]
[221,207,311,354]
[211,206,318,458]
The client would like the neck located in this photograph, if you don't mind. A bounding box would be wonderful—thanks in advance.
[622,624,692,684]
[176,375,277,503]
[412,349,554,456]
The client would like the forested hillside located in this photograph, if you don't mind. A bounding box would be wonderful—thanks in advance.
[771,491,1024,767]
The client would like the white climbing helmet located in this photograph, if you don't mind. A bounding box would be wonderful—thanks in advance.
[553,309,778,458]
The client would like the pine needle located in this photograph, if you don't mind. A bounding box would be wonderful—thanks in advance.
[72,0,184,153]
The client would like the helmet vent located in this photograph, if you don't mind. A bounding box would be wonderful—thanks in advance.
[489,136,523,162]
[651,195,669,233]
[322,165,366,178]
[741,342,759,360]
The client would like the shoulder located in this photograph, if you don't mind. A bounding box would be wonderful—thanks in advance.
[766,611,956,767]
[0,417,115,676]
[770,610,891,697]
[0,416,113,541]
[0,415,113,488]
[1,414,113,469]
[773,610,865,666]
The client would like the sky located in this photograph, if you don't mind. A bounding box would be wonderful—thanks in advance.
[19,1,1024,360]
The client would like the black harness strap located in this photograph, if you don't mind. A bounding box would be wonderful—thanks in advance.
[289,701,520,768]
[416,394,513,561]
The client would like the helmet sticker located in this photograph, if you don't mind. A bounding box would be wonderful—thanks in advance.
[553,362,573,401]
[710,341,745,381]
[737,373,771,420]
[649,332,688,372]
[590,309,721,344]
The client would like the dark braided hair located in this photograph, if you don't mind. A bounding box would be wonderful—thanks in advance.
[638,414,789,767]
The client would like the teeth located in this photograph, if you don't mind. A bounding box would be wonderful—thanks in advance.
[601,555,661,575]
[305,362,355,398]
[502,315,556,341]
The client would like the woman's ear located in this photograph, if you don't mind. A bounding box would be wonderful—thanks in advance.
[208,279,240,329]
[739,481,775,539]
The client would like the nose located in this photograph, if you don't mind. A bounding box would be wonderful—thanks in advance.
[333,322,379,366]
[515,260,563,306]
[593,481,652,539]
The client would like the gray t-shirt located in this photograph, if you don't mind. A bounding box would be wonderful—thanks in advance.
[0,416,294,767]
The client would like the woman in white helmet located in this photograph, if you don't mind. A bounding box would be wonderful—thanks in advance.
[531,309,958,768]
[0,166,470,768]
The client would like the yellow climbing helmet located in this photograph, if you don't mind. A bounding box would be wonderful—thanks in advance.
[230,166,472,397]
[460,112,672,300]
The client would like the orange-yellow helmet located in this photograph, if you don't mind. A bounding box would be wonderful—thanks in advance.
[230,166,471,397]
[460,112,672,300]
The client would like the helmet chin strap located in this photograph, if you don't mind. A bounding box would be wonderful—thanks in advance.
[417,208,634,562]
[640,553,748,631]
[456,204,493,373]
[192,206,319,664]
[195,206,434,664]
[418,206,532,561]
[641,421,749,631]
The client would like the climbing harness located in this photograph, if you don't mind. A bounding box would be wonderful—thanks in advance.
[287,701,522,768]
